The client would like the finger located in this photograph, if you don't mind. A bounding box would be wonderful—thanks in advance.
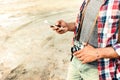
[82,58,90,64]
[56,20,62,26]
[56,27,64,31]
[73,50,82,56]
[55,24,61,28]
[56,20,67,28]
[57,30,64,34]
[78,55,86,61]
[75,53,83,58]
[82,59,87,64]
[56,27,65,32]
[82,60,86,64]
[78,57,84,61]
[52,26,59,31]
[56,30,65,34]
[56,29,62,32]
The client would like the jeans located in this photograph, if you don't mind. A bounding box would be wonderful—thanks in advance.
[66,57,99,80]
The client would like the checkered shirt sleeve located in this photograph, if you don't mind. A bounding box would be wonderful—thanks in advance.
[97,0,120,80]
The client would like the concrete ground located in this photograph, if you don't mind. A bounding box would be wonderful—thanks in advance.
[0,0,83,80]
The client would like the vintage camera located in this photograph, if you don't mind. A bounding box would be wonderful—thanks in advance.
[70,40,85,61]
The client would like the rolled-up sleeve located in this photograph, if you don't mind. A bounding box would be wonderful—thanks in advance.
[113,44,120,55]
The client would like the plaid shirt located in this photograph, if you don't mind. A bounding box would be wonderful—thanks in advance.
[76,0,120,80]
[98,0,120,80]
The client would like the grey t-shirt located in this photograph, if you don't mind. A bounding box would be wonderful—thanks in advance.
[79,0,103,48]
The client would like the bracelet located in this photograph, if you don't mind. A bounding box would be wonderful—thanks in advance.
[96,50,100,60]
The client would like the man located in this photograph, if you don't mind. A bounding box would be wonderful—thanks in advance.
[51,0,120,80]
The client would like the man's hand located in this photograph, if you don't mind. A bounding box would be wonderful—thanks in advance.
[51,20,69,34]
[73,44,98,64]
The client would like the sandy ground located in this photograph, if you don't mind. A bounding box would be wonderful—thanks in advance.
[0,0,83,80]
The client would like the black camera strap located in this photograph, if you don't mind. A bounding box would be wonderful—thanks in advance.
[75,0,90,41]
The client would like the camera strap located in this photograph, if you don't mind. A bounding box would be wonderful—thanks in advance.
[75,0,90,41]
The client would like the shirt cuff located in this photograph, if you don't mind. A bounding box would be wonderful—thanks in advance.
[112,43,120,56]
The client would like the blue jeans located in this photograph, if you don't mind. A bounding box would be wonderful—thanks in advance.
[66,57,99,80]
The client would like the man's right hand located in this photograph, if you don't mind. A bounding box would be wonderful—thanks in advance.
[51,20,69,34]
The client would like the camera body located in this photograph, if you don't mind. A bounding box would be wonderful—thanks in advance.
[70,39,85,61]
[71,40,84,53]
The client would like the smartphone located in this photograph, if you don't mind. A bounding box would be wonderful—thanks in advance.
[44,20,61,28]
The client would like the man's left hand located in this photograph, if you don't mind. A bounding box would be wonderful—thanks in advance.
[73,44,98,64]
